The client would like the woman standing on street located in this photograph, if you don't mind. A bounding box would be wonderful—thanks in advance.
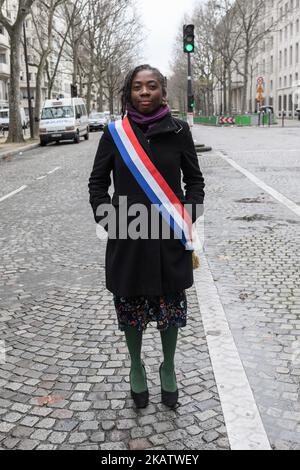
[88,64,205,409]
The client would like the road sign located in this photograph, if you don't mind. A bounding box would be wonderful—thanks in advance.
[219,116,235,125]
[256,76,265,86]
[256,77,265,104]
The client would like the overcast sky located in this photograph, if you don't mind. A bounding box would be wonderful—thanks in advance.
[137,0,198,77]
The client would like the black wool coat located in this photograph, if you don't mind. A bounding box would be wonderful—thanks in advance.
[88,114,205,297]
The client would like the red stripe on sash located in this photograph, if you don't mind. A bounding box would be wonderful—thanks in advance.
[122,117,193,234]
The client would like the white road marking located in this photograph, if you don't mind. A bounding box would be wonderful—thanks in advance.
[216,150,300,217]
[193,233,271,450]
[230,149,300,154]
[0,185,27,203]
[0,167,61,203]
[47,167,61,174]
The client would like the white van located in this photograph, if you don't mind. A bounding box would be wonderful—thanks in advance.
[39,97,89,146]
[0,107,28,130]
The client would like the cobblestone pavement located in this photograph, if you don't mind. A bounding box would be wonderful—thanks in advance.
[0,135,229,450]
[1,125,300,450]
[194,125,300,450]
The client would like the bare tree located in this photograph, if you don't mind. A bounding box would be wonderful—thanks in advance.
[168,53,187,113]
[168,16,191,114]
[29,0,64,137]
[0,0,36,143]
[205,0,244,114]
[91,0,142,114]
[58,0,89,87]
[45,0,82,98]
[168,1,240,115]
[193,2,219,115]
[233,0,282,113]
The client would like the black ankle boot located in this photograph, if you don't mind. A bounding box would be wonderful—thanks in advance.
[159,363,179,408]
[130,363,149,409]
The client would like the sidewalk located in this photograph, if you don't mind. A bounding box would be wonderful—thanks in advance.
[276,119,300,127]
[0,132,39,160]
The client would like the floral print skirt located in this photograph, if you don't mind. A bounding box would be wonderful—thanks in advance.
[113,290,187,332]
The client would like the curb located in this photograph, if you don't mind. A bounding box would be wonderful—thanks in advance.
[197,146,212,153]
[195,144,212,153]
[0,143,40,160]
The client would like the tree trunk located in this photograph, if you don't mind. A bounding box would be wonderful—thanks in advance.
[209,86,213,115]
[73,41,79,86]
[241,52,249,114]
[109,88,114,115]
[97,81,104,111]
[34,59,47,139]
[249,64,254,113]
[86,61,94,115]
[7,27,24,143]
[228,68,233,115]
[204,91,208,116]
[223,68,227,114]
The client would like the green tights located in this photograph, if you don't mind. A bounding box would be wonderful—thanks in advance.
[124,326,178,393]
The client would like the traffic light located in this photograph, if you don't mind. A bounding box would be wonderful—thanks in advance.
[71,84,78,97]
[183,24,195,53]
[188,95,195,112]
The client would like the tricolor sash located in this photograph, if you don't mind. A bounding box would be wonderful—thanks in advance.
[108,116,194,251]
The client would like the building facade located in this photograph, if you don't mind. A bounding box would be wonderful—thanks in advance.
[0,0,72,114]
[0,9,10,108]
[215,0,300,118]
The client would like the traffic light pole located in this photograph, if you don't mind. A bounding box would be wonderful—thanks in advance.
[187,52,194,127]
[187,52,193,112]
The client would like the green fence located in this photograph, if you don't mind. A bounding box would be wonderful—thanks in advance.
[234,115,252,126]
[189,114,277,126]
[194,116,218,125]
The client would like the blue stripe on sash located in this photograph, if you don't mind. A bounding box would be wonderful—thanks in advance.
[108,122,187,247]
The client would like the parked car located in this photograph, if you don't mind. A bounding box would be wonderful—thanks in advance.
[39,97,89,146]
[110,114,123,122]
[0,107,28,130]
[88,112,109,131]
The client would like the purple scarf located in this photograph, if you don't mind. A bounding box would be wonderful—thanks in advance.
[126,104,171,136]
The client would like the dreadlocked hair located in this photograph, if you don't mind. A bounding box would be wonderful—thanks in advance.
[120,64,167,118]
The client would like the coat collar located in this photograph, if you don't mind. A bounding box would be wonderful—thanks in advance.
[127,114,183,138]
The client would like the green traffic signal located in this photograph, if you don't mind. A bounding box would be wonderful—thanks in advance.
[185,44,194,53]
[183,24,195,54]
